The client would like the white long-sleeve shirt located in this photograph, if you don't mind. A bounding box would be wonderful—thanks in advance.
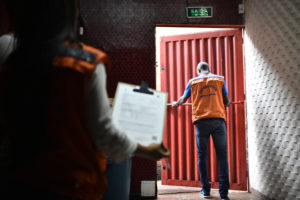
[86,62,137,163]
[0,34,14,66]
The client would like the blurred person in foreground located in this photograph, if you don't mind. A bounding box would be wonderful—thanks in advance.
[172,62,230,200]
[0,0,14,66]
[0,0,170,199]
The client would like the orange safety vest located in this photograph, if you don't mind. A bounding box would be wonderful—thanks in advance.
[0,42,108,200]
[188,73,226,122]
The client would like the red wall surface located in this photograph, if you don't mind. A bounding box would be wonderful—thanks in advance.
[79,0,244,197]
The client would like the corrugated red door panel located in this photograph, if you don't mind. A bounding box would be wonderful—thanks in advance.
[160,29,247,190]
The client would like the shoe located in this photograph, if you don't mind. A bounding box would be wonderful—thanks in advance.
[221,197,230,200]
[200,189,210,198]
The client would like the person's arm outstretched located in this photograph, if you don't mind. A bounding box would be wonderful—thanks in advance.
[172,96,188,108]
[223,95,230,107]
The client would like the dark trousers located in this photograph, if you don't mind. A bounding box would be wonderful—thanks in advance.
[195,118,230,198]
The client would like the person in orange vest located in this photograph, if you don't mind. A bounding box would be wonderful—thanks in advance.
[172,62,230,200]
[0,0,170,199]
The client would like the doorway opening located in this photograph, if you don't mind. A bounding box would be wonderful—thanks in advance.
[155,25,247,196]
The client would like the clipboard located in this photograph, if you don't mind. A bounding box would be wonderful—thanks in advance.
[112,81,168,146]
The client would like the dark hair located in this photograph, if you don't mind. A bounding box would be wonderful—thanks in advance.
[197,62,210,72]
[6,0,79,48]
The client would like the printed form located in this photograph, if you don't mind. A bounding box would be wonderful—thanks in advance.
[112,83,168,146]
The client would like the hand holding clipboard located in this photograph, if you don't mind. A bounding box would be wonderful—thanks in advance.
[112,81,170,161]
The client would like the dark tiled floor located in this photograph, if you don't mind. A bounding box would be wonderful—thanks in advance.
[157,181,268,200]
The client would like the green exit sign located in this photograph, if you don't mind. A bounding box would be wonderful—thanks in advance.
[186,7,213,18]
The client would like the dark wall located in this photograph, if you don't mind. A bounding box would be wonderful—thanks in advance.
[80,0,243,97]
[0,0,10,35]
[79,0,243,196]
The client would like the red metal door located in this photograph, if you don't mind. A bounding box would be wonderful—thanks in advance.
[160,29,247,190]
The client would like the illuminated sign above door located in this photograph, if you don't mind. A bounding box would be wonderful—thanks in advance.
[186,7,213,18]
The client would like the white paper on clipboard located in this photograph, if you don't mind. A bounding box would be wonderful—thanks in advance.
[112,82,168,146]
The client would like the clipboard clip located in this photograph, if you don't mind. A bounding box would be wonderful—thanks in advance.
[133,81,154,95]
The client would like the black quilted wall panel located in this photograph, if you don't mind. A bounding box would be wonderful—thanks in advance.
[79,0,243,196]
[80,0,243,96]
[0,0,10,35]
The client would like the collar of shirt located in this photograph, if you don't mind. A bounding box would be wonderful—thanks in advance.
[200,70,210,74]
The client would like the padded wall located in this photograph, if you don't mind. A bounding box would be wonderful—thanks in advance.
[80,0,243,97]
[244,0,300,199]
[0,0,10,35]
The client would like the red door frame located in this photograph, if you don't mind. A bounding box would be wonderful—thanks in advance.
[159,28,247,190]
